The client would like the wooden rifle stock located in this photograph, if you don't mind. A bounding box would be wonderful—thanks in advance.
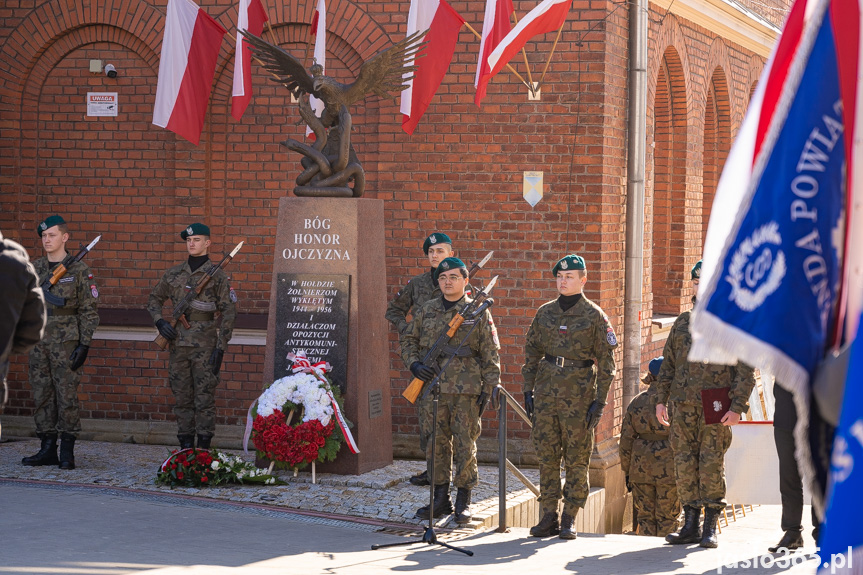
[401,314,466,404]
[154,315,191,350]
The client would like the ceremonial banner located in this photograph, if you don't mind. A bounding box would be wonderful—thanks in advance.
[818,312,863,574]
[400,0,465,135]
[689,0,860,514]
[474,0,514,106]
[486,0,571,82]
[231,0,269,120]
[153,0,226,145]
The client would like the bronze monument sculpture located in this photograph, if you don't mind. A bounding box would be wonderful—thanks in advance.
[240,30,426,198]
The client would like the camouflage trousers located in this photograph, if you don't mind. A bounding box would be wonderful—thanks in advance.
[430,392,481,489]
[632,481,681,536]
[417,393,433,457]
[669,401,732,510]
[169,346,219,437]
[532,394,593,516]
[28,340,81,436]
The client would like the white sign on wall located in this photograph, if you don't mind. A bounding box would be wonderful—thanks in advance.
[86,92,118,117]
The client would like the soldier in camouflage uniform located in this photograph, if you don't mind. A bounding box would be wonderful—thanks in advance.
[522,254,618,540]
[401,257,500,523]
[656,260,755,548]
[1,229,46,424]
[620,356,680,536]
[23,216,99,470]
[385,232,452,487]
[148,223,236,450]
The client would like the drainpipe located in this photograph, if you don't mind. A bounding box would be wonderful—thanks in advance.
[623,0,648,410]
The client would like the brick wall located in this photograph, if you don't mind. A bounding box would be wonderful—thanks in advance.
[0,0,771,445]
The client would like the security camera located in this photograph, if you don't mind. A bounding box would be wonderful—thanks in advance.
[105,64,118,78]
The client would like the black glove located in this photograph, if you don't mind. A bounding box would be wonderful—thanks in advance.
[69,344,90,371]
[524,391,534,420]
[410,361,437,383]
[586,400,605,430]
[476,391,490,412]
[209,349,224,376]
[625,474,632,492]
[155,319,177,341]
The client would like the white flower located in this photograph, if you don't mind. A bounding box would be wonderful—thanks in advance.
[211,461,220,470]
[266,478,275,485]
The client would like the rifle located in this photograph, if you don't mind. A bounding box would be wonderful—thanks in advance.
[402,275,498,404]
[40,235,101,307]
[154,241,244,350]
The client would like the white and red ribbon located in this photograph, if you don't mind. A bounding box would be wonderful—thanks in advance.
[287,350,332,380]
[327,390,359,454]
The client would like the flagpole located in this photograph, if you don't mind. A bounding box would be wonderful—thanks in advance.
[510,12,537,94]
[535,18,567,92]
[463,21,533,92]
[259,0,276,39]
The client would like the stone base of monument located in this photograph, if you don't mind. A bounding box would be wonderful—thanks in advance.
[263,197,392,475]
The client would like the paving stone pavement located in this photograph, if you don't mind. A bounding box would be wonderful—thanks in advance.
[0,437,538,529]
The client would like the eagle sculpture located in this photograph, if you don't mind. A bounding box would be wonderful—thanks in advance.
[240,30,426,198]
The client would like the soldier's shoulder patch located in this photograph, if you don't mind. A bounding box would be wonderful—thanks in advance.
[59,276,75,284]
[606,326,617,346]
[489,317,500,347]
[88,273,99,298]
[229,285,237,303]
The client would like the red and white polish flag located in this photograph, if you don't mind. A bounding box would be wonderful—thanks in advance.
[307,0,327,137]
[153,0,226,145]
[399,0,465,135]
[474,0,514,106]
[231,0,269,121]
[486,0,571,83]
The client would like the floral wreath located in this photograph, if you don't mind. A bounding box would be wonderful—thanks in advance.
[156,448,283,488]
[244,351,359,471]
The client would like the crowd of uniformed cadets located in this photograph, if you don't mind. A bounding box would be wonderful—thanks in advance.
[1,219,804,551]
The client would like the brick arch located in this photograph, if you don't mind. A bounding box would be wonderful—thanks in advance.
[702,65,732,247]
[650,45,689,315]
[6,25,170,244]
[647,15,692,115]
[747,55,765,106]
[0,0,163,112]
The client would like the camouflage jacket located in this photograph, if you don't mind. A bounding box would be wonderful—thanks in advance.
[385,270,440,337]
[385,270,476,338]
[619,386,675,484]
[34,256,99,346]
[656,310,755,414]
[401,294,501,395]
[147,260,236,349]
[521,295,618,403]
[0,233,45,364]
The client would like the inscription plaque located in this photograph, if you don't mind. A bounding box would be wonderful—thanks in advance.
[368,389,383,420]
[273,273,350,392]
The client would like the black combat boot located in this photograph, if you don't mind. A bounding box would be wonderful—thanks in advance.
[409,470,430,486]
[700,507,721,548]
[559,512,577,540]
[454,488,473,524]
[178,434,195,449]
[768,530,804,553]
[58,433,76,470]
[415,483,453,519]
[530,511,560,537]
[666,506,702,544]
[22,433,59,466]
[196,434,212,449]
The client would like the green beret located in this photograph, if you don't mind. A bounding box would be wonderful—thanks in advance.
[433,257,467,281]
[552,254,586,277]
[180,222,210,240]
[422,232,452,254]
[37,215,66,237]
[691,260,702,280]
